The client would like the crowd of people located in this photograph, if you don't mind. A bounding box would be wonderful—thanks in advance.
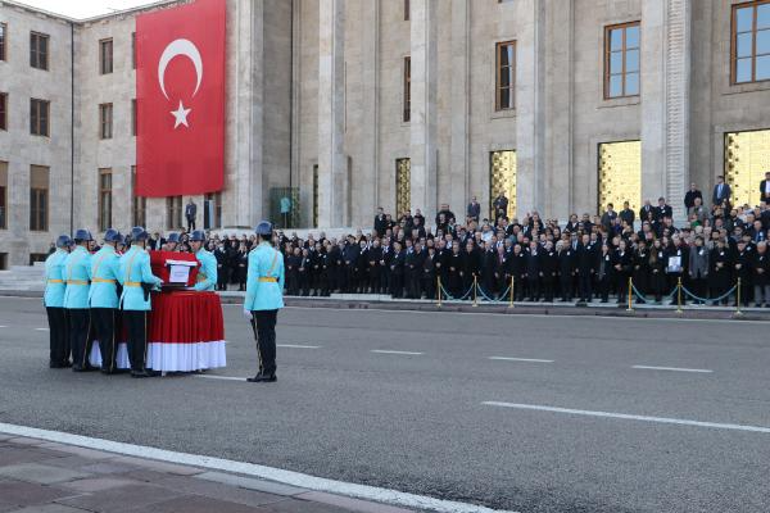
[49,173,770,308]
[272,175,770,308]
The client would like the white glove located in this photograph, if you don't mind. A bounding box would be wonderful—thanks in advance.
[243,308,252,320]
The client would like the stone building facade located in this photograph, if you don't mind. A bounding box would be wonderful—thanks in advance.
[1,0,770,267]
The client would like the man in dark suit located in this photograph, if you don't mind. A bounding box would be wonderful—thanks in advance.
[712,175,732,207]
[760,172,770,204]
[684,182,703,210]
[185,198,197,231]
[655,197,673,222]
[467,196,481,222]
[374,207,387,237]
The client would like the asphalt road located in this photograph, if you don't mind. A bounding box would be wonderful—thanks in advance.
[0,296,769,513]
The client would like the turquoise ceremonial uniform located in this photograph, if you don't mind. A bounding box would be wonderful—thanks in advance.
[44,249,68,307]
[244,242,285,311]
[194,248,217,291]
[89,245,120,308]
[118,246,161,311]
[63,246,92,309]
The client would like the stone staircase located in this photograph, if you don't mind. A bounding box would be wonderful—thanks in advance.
[0,261,46,291]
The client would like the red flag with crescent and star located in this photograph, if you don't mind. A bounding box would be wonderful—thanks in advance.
[135,0,226,197]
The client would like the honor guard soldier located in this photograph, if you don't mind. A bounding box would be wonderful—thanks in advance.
[118,227,162,378]
[244,221,284,383]
[190,230,217,291]
[163,232,180,252]
[89,229,122,374]
[63,229,94,372]
[44,235,72,368]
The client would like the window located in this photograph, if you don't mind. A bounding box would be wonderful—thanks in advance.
[131,99,137,136]
[30,31,49,70]
[495,41,516,110]
[98,169,112,231]
[396,158,411,216]
[132,32,136,69]
[166,196,183,229]
[725,129,770,207]
[732,1,770,83]
[403,56,411,122]
[0,23,7,61]
[100,38,113,74]
[29,165,49,232]
[30,99,49,136]
[604,22,640,99]
[598,141,641,216]
[99,103,113,139]
[404,0,410,21]
[0,161,7,230]
[131,166,146,227]
[0,253,6,270]
[0,93,6,130]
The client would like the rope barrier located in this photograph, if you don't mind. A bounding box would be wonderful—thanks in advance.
[476,283,511,303]
[435,275,745,311]
[680,284,737,304]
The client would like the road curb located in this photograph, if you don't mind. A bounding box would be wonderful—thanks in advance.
[2,289,767,321]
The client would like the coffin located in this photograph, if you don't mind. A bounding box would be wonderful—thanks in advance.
[150,251,199,288]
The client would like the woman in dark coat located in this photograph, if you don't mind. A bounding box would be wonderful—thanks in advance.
[649,239,667,303]
[709,239,731,305]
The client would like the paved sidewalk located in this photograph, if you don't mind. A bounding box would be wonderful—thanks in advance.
[0,435,413,513]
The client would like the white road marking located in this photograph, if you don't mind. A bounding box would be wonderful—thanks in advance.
[488,357,554,363]
[483,402,770,434]
[371,350,424,356]
[35,328,49,332]
[632,365,713,374]
[0,325,7,328]
[0,422,515,513]
[194,375,248,382]
[277,344,321,349]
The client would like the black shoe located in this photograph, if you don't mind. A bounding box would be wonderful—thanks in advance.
[246,372,264,383]
[72,364,85,372]
[261,374,277,383]
[131,370,150,378]
[100,368,115,375]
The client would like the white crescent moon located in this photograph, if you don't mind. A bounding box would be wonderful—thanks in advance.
[157,39,203,100]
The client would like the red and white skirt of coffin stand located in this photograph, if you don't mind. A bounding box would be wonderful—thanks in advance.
[90,291,226,372]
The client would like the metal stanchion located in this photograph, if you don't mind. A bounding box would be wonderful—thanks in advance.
[472,275,479,308]
[508,276,515,309]
[676,277,683,314]
[626,277,634,312]
[736,278,743,316]
[436,276,442,308]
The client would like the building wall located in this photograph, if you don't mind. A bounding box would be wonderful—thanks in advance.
[0,2,73,265]
[2,0,770,266]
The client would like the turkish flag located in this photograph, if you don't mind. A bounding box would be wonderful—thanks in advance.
[135,0,226,197]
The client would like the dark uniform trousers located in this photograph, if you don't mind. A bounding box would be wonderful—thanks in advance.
[251,310,278,376]
[46,307,69,365]
[123,311,148,371]
[68,309,92,369]
[92,308,118,372]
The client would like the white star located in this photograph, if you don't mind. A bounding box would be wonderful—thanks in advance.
[170,100,192,129]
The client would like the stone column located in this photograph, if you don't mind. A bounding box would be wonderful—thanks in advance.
[359,0,380,225]
[410,0,438,219]
[449,0,470,213]
[514,0,546,216]
[318,0,347,228]
[228,0,263,228]
[544,0,575,221]
[641,0,691,223]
